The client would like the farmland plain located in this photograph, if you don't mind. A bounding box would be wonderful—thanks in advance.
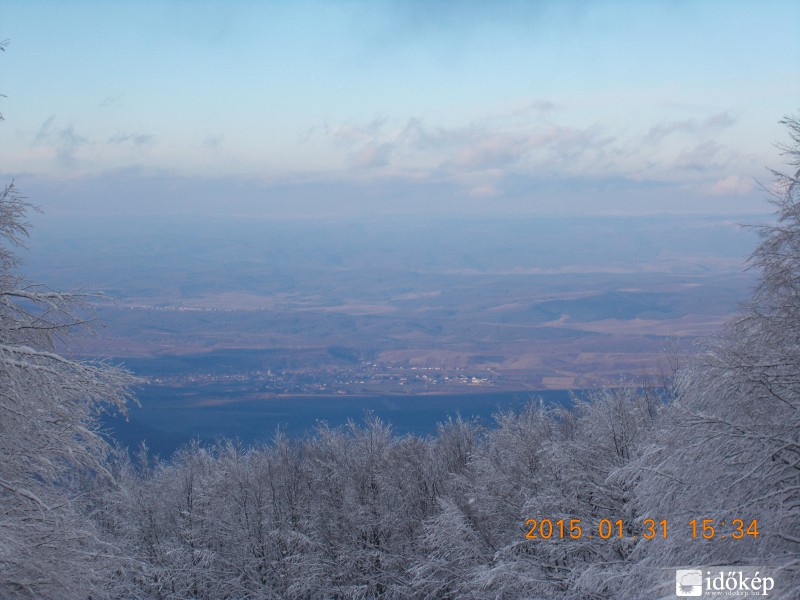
[22,213,763,450]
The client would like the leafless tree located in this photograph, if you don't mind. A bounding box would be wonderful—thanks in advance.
[623,116,800,597]
[0,182,136,598]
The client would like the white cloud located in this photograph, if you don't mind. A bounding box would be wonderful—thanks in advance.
[644,111,738,145]
[31,117,90,167]
[708,174,756,196]
[466,183,500,198]
[673,141,724,172]
[351,142,393,169]
[107,132,156,146]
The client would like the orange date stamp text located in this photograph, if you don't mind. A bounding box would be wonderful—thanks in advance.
[524,518,759,541]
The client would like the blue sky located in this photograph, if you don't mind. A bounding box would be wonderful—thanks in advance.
[1,0,799,216]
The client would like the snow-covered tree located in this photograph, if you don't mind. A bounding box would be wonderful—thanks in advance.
[624,116,800,597]
[0,182,136,598]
